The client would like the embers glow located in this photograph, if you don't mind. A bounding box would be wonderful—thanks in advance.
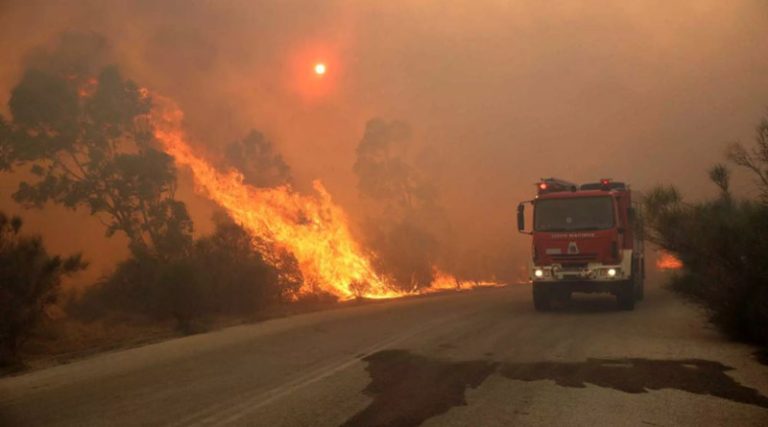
[656,252,683,270]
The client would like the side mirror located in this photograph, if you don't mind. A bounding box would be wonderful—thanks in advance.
[517,202,532,234]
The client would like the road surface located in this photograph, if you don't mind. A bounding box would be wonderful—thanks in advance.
[2,277,768,426]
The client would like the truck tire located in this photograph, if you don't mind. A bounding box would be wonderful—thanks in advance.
[638,259,646,301]
[632,258,644,301]
[617,280,635,310]
[635,273,645,301]
[533,283,552,311]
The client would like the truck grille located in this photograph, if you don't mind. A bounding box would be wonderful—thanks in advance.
[551,253,598,265]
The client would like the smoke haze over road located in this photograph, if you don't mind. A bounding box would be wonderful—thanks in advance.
[1,0,767,285]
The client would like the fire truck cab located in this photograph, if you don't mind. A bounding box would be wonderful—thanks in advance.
[517,178,645,311]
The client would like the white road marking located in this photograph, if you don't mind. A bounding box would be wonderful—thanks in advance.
[166,313,461,426]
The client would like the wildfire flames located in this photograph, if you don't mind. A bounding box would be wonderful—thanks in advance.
[656,251,683,270]
[149,95,496,299]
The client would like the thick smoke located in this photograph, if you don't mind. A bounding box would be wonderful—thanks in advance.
[1,1,767,285]
[354,118,450,289]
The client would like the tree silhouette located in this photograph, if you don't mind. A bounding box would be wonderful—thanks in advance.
[708,163,731,197]
[354,118,436,211]
[0,33,192,258]
[224,130,292,188]
[727,117,768,200]
[353,118,447,290]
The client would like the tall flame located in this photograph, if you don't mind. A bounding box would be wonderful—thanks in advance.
[148,95,503,300]
[150,96,404,299]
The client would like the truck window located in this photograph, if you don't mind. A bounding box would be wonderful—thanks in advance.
[534,196,614,231]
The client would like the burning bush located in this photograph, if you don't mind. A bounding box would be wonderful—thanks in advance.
[0,212,86,367]
[644,116,768,351]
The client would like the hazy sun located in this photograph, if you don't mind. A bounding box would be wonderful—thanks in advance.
[314,63,327,75]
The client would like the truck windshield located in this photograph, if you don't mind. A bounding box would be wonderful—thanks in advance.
[534,196,614,231]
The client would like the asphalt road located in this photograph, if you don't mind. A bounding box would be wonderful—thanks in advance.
[2,277,768,426]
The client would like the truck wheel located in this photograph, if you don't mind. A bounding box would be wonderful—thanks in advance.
[639,259,646,300]
[617,281,635,310]
[632,259,644,301]
[533,284,551,311]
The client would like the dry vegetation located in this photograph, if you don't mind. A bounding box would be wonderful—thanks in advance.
[0,34,316,371]
[644,117,768,355]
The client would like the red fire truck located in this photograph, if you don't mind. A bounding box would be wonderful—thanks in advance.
[517,178,645,311]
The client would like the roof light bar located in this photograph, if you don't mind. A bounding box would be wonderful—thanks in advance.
[537,178,578,195]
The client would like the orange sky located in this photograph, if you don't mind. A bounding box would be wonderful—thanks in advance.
[1,0,767,286]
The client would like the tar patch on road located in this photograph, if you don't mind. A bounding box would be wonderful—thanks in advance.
[342,350,768,427]
[499,358,768,409]
[340,350,496,427]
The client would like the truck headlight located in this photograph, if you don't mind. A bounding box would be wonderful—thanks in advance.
[607,268,617,277]
[534,269,544,278]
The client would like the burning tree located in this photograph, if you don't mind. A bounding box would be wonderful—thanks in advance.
[221,131,307,294]
[0,33,192,259]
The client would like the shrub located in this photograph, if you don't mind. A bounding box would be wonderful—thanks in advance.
[191,216,292,314]
[650,198,768,346]
[0,212,86,366]
[644,117,768,351]
[74,215,294,332]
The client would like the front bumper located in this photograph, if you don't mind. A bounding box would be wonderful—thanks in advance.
[528,250,633,283]
[529,264,626,282]
[532,279,626,294]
